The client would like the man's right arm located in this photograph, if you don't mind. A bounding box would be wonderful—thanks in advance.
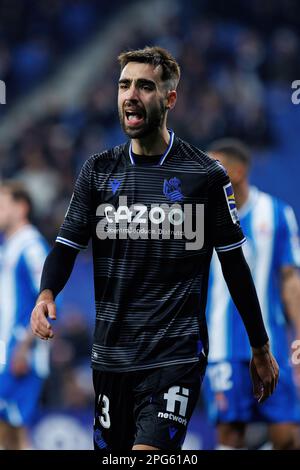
[31,156,94,339]
[30,243,78,340]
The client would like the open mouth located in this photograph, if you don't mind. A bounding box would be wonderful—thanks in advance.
[125,110,145,127]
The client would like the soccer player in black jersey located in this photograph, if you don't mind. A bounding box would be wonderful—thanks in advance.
[30,46,279,451]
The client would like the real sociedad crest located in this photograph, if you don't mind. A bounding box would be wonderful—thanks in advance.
[163,177,184,202]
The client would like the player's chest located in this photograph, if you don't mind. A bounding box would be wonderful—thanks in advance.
[91,168,208,250]
[91,167,207,207]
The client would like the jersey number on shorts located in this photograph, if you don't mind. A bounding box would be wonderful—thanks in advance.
[98,394,111,429]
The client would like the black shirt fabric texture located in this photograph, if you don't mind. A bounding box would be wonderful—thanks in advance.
[54,134,247,372]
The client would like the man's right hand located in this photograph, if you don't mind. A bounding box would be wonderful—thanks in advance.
[30,290,56,340]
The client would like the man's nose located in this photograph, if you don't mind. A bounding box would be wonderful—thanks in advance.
[125,84,139,101]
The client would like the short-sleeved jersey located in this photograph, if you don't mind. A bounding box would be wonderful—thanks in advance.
[57,132,245,372]
[0,225,49,377]
[207,186,300,363]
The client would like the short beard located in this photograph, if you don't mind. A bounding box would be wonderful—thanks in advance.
[119,100,166,139]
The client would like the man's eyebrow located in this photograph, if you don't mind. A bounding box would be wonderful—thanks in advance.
[118,78,157,87]
[136,78,156,86]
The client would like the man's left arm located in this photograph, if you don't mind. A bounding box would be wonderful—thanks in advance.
[218,247,279,403]
[208,159,279,401]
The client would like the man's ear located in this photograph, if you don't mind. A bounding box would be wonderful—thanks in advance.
[166,90,177,110]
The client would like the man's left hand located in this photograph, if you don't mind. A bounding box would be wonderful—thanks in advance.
[250,342,279,403]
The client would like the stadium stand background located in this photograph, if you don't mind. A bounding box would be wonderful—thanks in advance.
[0,0,299,449]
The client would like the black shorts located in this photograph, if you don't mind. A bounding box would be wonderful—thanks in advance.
[93,356,207,451]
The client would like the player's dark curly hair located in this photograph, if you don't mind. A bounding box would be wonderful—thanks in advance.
[118,46,180,90]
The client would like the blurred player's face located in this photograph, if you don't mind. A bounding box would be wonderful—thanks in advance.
[118,62,176,138]
[0,190,23,233]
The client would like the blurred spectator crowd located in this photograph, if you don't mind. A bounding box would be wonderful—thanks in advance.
[1,0,300,240]
[0,0,300,415]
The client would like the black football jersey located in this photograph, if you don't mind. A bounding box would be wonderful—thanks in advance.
[57,132,245,371]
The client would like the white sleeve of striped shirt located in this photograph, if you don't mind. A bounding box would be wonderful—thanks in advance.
[23,241,48,293]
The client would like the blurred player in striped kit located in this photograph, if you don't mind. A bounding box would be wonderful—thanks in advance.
[204,139,300,449]
[0,182,49,449]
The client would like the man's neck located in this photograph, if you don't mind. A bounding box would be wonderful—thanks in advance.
[233,181,249,210]
[5,221,29,240]
[131,127,170,156]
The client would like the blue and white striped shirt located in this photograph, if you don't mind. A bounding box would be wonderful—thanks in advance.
[0,225,49,377]
[207,187,300,363]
